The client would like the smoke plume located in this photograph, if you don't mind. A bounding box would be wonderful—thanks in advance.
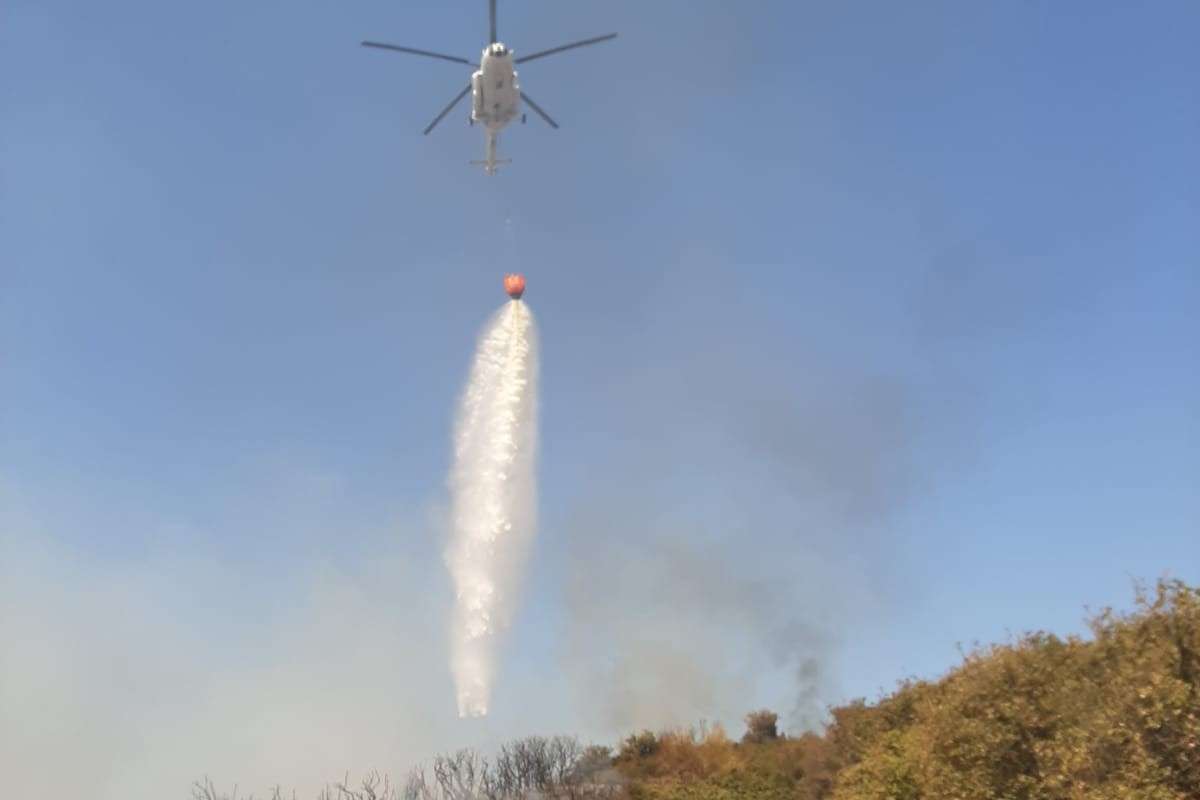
[445,300,539,717]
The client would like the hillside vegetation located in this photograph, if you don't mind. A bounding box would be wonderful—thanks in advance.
[196,579,1200,800]
[613,579,1200,800]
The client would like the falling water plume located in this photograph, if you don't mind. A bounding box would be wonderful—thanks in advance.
[446,298,538,717]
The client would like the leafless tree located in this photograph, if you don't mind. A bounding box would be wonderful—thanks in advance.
[319,770,399,800]
[496,736,548,794]
[402,766,436,800]
[193,733,622,800]
[191,777,295,800]
[192,777,232,800]
[433,748,490,800]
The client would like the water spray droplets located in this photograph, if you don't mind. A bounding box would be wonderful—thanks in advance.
[445,301,538,718]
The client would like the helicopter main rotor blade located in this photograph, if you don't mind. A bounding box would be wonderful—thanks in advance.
[361,41,474,66]
[520,91,559,129]
[489,0,498,44]
[515,33,617,65]
[425,84,472,135]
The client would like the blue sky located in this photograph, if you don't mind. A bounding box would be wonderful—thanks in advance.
[2,0,1198,796]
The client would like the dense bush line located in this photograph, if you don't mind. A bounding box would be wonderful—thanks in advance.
[614,579,1200,800]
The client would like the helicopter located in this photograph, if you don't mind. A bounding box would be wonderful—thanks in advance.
[363,0,617,175]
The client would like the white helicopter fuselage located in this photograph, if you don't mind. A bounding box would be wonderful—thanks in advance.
[472,43,520,130]
[470,43,520,174]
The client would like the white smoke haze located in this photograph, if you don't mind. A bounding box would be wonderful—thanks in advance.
[0,468,595,800]
[0,495,462,799]
[446,300,539,717]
